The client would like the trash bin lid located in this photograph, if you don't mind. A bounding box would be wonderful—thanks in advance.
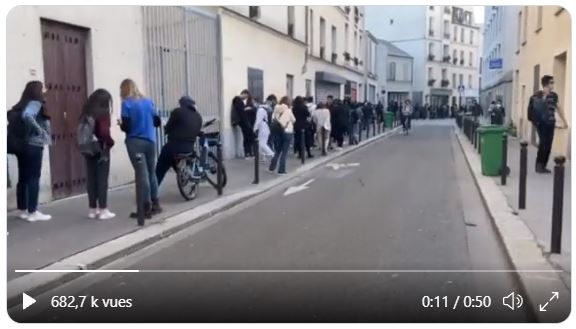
[477,125,507,134]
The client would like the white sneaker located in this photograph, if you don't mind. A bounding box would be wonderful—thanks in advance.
[98,209,116,220]
[88,209,99,219]
[18,211,29,220]
[26,211,52,222]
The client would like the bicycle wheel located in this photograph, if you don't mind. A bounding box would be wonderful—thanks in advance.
[204,152,227,189]
[176,158,199,201]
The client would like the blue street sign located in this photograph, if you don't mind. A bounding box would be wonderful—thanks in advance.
[489,58,503,70]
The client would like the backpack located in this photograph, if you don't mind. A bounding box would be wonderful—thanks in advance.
[77,116,102,156]
[270,112,286,136]
[7,108,26,155]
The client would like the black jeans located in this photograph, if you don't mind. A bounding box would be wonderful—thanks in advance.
[536,124,555,168]
[156,141,195,187]
[84,154,111,209]
[240,124,255,157]
[16,145,43,213]
[294,127,313,157]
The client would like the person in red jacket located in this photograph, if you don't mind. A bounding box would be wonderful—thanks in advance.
[80,89,116,220]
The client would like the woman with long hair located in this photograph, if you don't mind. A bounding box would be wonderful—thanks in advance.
[268,96,296,175]
[119,79,161,219]
[240,89,256,158]
[81,89,116,219]
[13,81,52,221]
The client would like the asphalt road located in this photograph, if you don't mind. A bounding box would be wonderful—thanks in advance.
[11,122,534,322]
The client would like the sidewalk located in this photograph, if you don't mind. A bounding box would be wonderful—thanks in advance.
[498,137,571,279]
[7,127,394,281]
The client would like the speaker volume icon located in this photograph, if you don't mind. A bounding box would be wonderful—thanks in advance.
[503,292,524,310]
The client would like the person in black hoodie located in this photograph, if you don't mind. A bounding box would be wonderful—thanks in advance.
[156,96,203,188]
[292,96,314,159]
[240,89,256,158]
[331,99,347,149]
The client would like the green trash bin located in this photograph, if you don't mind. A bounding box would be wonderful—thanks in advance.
[477,125,507,176]
[385,112,394,128]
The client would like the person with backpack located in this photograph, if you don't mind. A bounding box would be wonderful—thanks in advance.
[119,79,161,219]
[489,99,505,125]
[527,75,568,173]
[253,97,274,162]
[78,89,116,220]
[268,96,296,175]
[401,99,414,134]
[9,81,52,221]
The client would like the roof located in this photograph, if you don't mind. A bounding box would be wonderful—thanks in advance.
[378,40,413,59]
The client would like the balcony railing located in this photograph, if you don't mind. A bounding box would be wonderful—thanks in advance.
[428,54,435,61]
[460,59,465,65]
[331,53,338,64]
[320,47,325,60]
[429,30,434,37]
[359,60,364,66]
[441,79,450,87]
[453,57,458,64]
[353,57,359,66]
[343,52,351,61]
[442,55,451,63]
[428,79,436,87]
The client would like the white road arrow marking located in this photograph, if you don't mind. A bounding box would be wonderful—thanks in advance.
[23,293,36,310]
[283,179,315,196]
[326,163,360,170]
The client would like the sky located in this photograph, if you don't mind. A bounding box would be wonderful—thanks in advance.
[473,6,485,24]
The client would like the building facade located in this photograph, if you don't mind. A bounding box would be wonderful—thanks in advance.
[480,6,519,123]
[512,6,571,158]
[376,40,414,105]
[363,31,379,103]
[366,5,481,108]
[6,6,145,207]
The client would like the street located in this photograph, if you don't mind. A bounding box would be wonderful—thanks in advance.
[10,123,534,322]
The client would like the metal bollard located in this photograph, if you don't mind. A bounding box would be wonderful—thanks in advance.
[216,141,223,196]
[134,153,146,226]
[321,127,327,156]
[550,156,566,254]
[300,128,306,165]
[518,141,528,209]
[252,136,259,184]
[501,132,508,186]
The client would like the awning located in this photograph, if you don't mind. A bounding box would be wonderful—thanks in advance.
[315,71,347,85]
[430,88,453,96]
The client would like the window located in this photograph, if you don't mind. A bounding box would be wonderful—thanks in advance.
[429,17,434,36]
[470,30,474,45]
[388,62,396,81]
[444,20,450,38]
[442,68,447,80]
[359,35,363,62]
[468,74,472,88]
[429,6,434,10]
[452,73,457,87]
[536,6,543,31]
[517,11,522,51]
[428,67,434,80]
[522,6,528,44]
[309,9,314,55]
[286,74,294,99]
[443,45,449,57]
[460,50,464,64]
[345,23,349,54]
[247,67,263,102]
[403,63,410,81]
[453,49,457,61]
[331,26,337,62]
[320,17,326,59]
[287,6,295,37]
[354,31,357,59]
[459,74,463,87]
[469,51,473,66]
[428,42,434,56]
[533,64,540,93]
[305,79,312,97]
[460,28,464,42]
[453,26,458,41]
[249,6,260,19]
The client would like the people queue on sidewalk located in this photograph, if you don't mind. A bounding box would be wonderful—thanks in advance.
[8,79,204,222]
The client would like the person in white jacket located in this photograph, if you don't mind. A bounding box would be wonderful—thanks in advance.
[312,102,331,154]
[269,96,296,175]
[254,101,275,161]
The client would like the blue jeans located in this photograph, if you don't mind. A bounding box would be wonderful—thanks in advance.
[16,145,43,213]
[126,138,158,202]
[269,133,293,174]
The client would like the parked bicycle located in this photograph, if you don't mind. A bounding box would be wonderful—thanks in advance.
[175,118,227,200]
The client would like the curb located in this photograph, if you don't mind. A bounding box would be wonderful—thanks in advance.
[454,127,570,322]
[7,127,401,307]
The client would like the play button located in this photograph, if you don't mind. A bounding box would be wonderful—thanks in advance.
[22,293,36,310]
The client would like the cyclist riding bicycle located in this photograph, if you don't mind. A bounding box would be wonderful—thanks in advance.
[401,99,413,134]
[156,96,203,188]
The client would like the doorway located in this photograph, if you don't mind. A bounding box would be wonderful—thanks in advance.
[41,19,89,199]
